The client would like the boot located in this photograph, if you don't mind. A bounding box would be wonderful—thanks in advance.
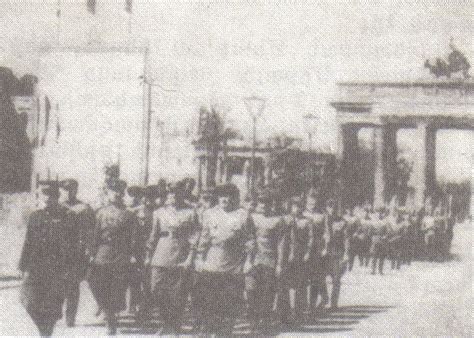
[330,282,340,310]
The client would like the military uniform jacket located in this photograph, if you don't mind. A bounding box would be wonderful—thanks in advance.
[198,207,255,274]
[147,205,199,268]
[63,199,95,264]
[324,214,347,258]
[19,205,73,318]
[19,205,73,274]
[91,203,138,266]
[304,211,325,257]
[129,204,154,262]
[251,213,287,269]
[285,214,314,264]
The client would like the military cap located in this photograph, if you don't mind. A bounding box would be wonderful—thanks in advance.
[127,185,144,198]
[143,185,159,199]
[256,186,273,203]
[289,195,304,207]
[326,198,336,208]
[105,179,127,193]
[215,183,240,199]
[60,178,78,191]
[168,180,187,195]
[200,188,216,200]
[38,180,61,197]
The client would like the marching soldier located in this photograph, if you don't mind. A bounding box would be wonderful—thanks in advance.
[284,196,314,322]
[19,180,74,337]
[369,207,389,275]
[421,202,437,261]
[196,183,256,334]
[245,188,287,331]
[192,188,216,331]
[137,185,159,320]
[322,199,349,309]
[386,208,404,270]
[59,179,95,327]
[344,207,360,272]
[124,185,146,315]
[145,180,199,334]
[88,179,138,335]
[303,192,328,311]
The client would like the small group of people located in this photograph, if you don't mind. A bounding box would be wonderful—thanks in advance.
[18,174,457,336]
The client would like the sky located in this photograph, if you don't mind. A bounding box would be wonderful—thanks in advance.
[0,0,472,182]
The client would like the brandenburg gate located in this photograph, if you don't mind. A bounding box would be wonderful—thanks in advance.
[331,80,473,209]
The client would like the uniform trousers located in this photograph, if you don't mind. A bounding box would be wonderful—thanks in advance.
[245,265,276,322]
[150,267,191,326]
[197,271,244,320]
[370,237,387,274]
[88,264,128,314]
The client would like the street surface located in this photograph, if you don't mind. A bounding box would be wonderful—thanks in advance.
[0,221,471,336]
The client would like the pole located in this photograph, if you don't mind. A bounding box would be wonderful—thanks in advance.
[308,132,313,187]
[250,116,257,197]
[143,82,152,185]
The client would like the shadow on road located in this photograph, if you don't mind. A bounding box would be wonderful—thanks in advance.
[81,305,394,335]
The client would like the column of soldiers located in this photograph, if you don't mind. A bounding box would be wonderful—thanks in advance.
[18,177,457,336]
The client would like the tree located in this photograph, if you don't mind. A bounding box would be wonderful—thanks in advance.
[195,105,239,188]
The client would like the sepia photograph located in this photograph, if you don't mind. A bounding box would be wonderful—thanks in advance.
[0,0,472,336]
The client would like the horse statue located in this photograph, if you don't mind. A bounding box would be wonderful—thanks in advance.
[424,41,471,79]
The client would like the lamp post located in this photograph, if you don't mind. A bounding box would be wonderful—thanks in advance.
[303,113,319,187]
[139,75,177,185]
[244,96,266,198]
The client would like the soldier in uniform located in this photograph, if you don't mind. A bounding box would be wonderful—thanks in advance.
[59,179,95,327]
[344,207,360,272]
[137,185,159,320]
[145,180,199,334]
[245,188,288,331]
[369,207,389,275]
[88,179,138,335]
[386,207,404,270]
[124,185,145,315]
[192,188,216,331]
[19,180,73,337]
[321,199,349,309]
[196,183,256,334]
[303,192,328,311]
[283,196,314,322]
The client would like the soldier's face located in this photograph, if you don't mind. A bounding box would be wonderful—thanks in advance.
[306,197,317,211]
[124,192,138,207]
[219,195,231,211]
[107,189,122,204]
[44,194,59,207]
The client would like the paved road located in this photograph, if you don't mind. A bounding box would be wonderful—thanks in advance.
[0,221,471,336]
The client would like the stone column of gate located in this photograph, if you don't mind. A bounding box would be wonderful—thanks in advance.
[382,125,398,203]
[414,121,437,209]
[340,124,360,209]
[372,125,385,209]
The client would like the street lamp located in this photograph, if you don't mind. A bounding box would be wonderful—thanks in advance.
[244,95,266,198]
[139,75,177,185]
[303,113,320,188]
